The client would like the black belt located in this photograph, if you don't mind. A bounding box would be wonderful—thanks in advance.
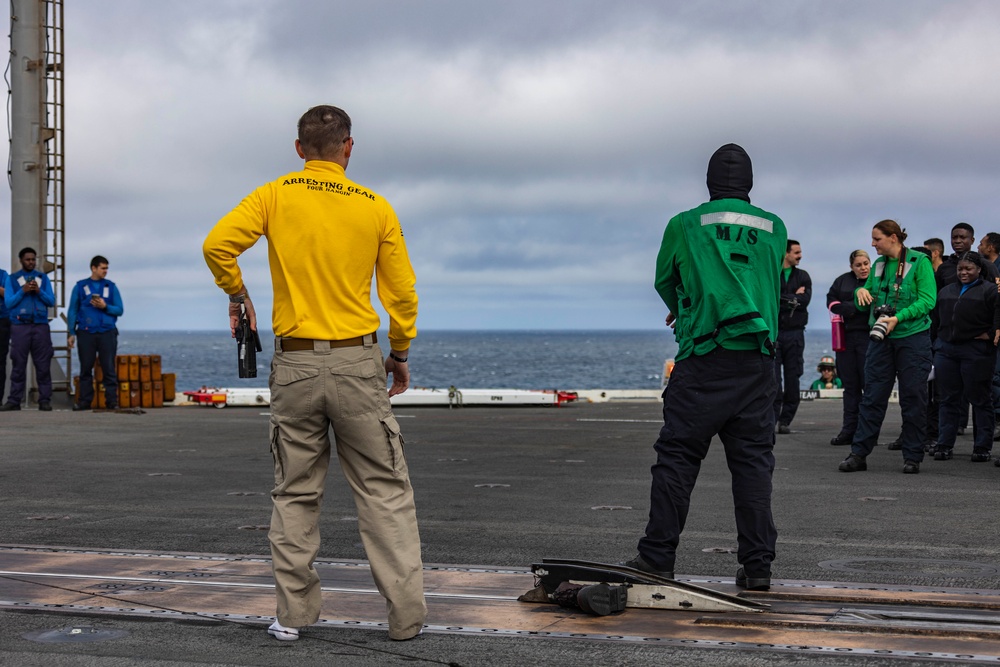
[692,312,763,345]
[279,332,377,351]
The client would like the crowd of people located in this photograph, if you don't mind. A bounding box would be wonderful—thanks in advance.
[810,222,1000,474]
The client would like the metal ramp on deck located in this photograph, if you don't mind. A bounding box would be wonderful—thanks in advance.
[527,558,768,613]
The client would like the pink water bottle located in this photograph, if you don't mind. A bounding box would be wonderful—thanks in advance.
[829,302,846,352]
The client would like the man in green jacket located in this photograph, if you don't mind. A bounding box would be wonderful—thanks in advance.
[625,144,787,591]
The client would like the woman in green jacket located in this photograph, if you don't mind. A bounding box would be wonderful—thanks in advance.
[838,219,936,475]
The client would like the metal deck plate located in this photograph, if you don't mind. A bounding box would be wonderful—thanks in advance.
[2,545,1000,662]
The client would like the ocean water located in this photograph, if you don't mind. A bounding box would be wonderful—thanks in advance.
[117,329,839,392]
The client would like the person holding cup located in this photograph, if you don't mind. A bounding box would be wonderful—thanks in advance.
[826,249,871,445]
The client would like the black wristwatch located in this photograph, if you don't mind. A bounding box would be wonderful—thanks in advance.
[389,353,408,363]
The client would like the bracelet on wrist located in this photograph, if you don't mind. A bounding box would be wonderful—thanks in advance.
[228,291,247,304]
[389,353,408,364]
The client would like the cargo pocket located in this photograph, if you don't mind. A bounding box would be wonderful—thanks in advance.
[269,422,285,487]
[334,360,382,417]
[271,364,320,419]
[380,414,405,477]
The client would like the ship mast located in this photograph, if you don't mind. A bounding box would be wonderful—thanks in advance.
[9,0,68,396]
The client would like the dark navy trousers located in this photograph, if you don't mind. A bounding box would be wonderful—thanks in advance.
[835,330,869,435]
[851,331,931,463]
[0,317,10,403]
[638,347,777,577]
[935,340,995,454]
[773,329,804,426]
[8,323,53,404]
[77,329,119,408]
[992,352,1000,413]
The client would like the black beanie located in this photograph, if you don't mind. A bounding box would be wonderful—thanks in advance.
[707,144,753,203]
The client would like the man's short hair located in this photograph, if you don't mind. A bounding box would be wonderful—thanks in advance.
[984,233,1000,254]
[297,105,351,157]
[18,247,36,259]
[922,237,945,255]
[953,222,975,235]
[90,255,109,269]
[786,239,800,252]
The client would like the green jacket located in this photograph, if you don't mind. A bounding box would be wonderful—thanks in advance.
[655,199,787,360]
[856,249,936,339]
[811,377,843,390]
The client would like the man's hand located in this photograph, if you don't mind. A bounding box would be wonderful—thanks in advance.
[229,295,257,337]
[665,312,676,329]
[856,288,874,306]
[385,353,410,396]
[90,296,106,310]
[67,335,75,350]
[795,286,806,294]
[24,281,39,294]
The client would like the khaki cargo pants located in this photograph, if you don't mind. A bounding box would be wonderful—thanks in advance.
[268,337,426,640]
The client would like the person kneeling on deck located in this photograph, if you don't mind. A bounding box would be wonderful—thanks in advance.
[623,144,786,591]
[203,105,425,642]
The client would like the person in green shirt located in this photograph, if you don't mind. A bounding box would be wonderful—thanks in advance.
[839,219,936,475]
[624,143,786,592]
[810,356,843,390]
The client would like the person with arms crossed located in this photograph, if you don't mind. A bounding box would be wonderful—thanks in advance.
[67,255,123,411]
[203,105,425,642]
[774,239,811,434]
[624,143,786,591]
[1,247,55,411]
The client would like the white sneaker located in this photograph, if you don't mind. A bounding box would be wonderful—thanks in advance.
[268,620,299,641]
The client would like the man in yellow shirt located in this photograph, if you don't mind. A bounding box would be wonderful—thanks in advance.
[203,105,425,642]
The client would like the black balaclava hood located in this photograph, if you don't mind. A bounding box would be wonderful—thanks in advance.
[707,143,753,203]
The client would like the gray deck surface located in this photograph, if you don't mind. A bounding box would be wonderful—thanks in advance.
[1,395,998,666]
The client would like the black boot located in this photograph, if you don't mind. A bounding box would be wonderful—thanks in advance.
[839,454,867,472]
[576,583,628,616]
[830,431,853,446]
[736,566,770,591]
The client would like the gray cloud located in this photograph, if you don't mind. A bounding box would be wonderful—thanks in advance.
[1,0,997,333]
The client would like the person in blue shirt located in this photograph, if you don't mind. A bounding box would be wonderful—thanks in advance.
[67,255,123,410]
[0,264,10,405]
[1,247,56,411]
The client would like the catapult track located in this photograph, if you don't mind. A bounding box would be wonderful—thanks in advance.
[2,545,999,662]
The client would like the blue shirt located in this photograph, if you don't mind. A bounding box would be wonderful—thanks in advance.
[960,278,982,297]
[5,269,55,324]
[67,278,123,333]
[0,269,9,319]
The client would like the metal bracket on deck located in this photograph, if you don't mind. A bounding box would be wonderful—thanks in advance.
[528,559,768,613]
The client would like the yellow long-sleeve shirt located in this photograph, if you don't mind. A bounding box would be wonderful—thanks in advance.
[203,161,417,350]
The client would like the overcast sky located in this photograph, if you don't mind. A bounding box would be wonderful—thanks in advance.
[2,0,998,333]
